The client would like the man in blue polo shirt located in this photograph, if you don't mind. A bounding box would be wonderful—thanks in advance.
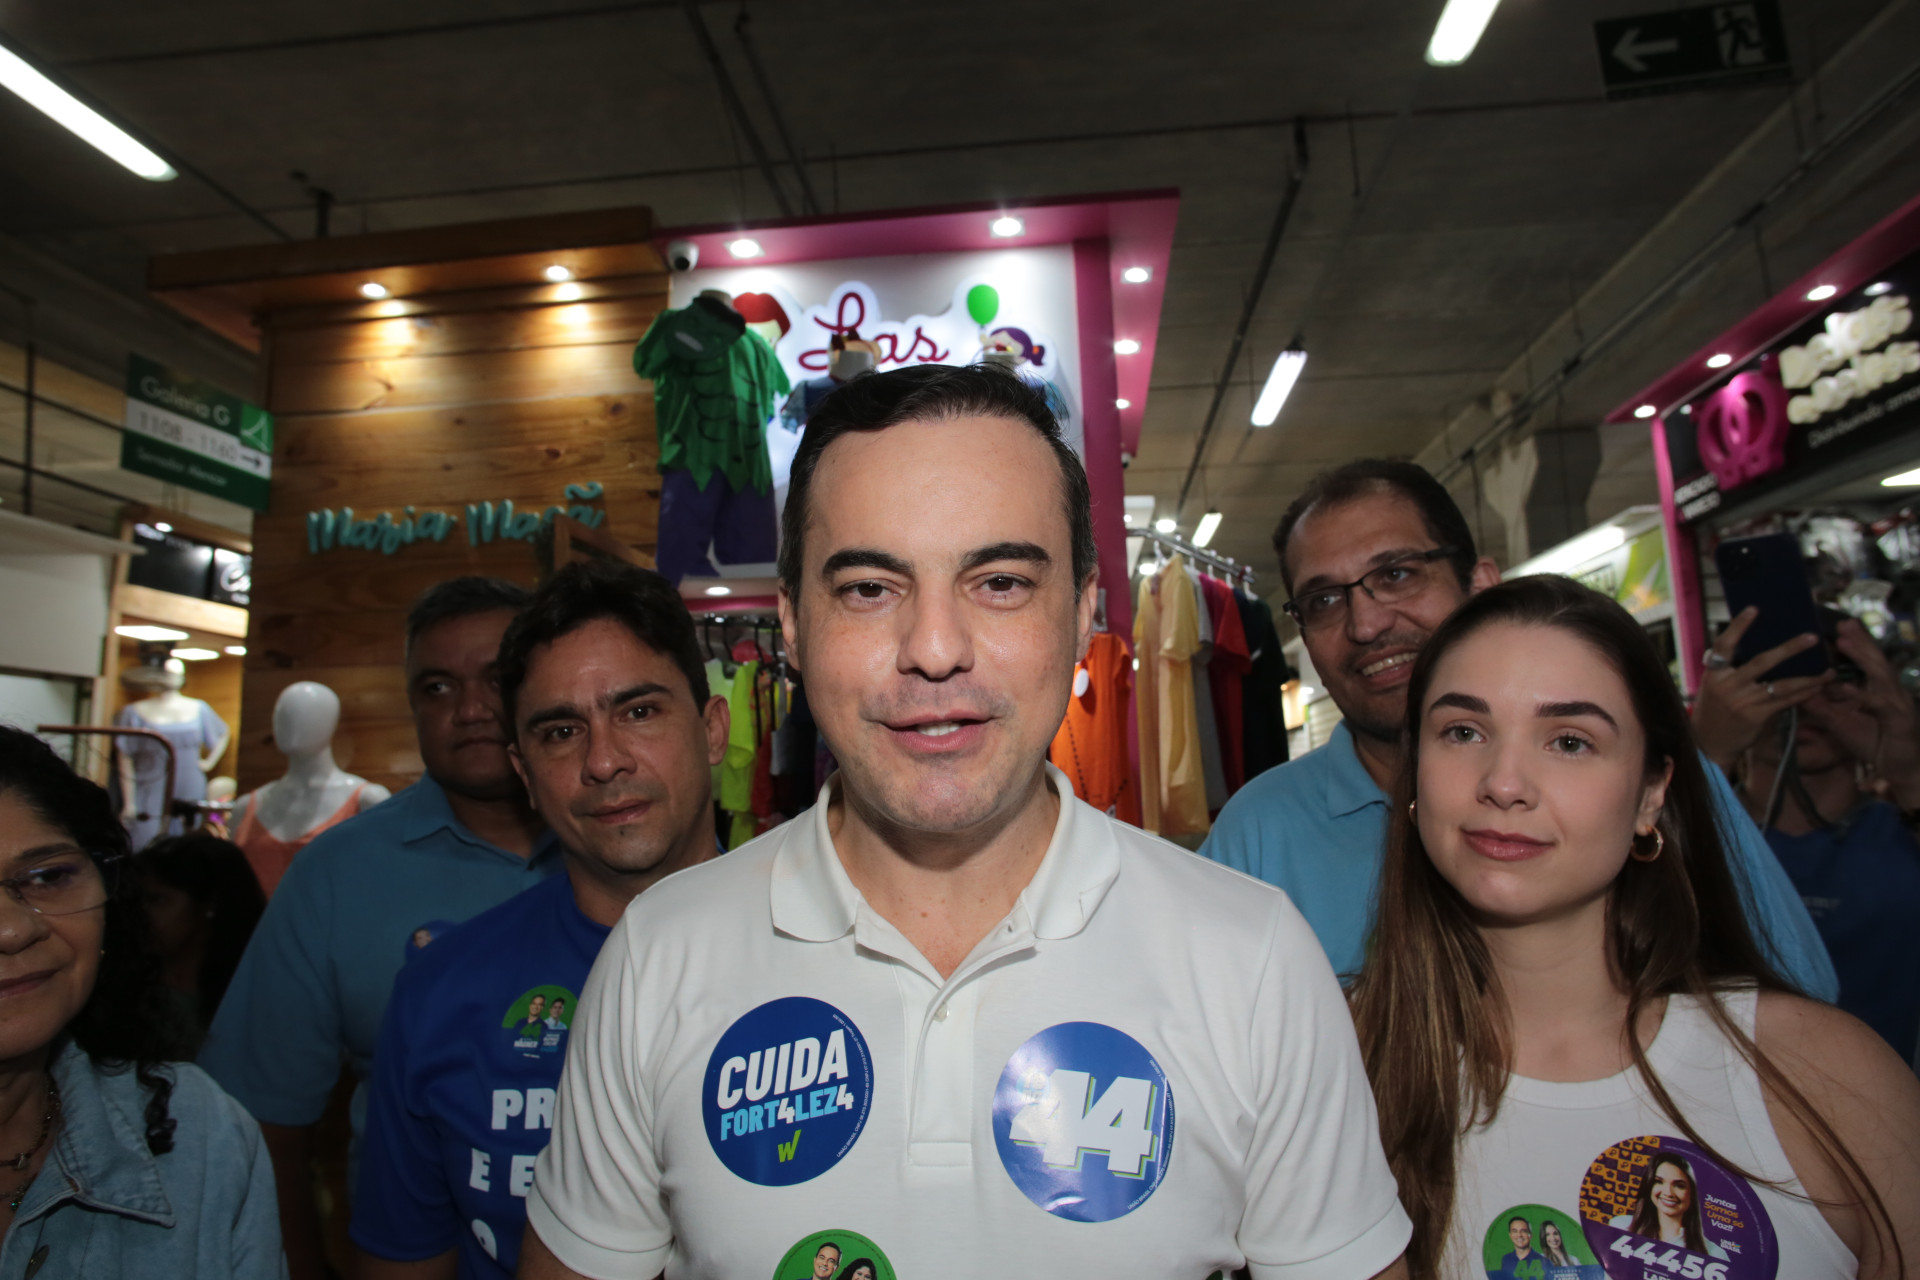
[351,561,727,1279]
[201,577,558,1280]
[1201,460,1838,999]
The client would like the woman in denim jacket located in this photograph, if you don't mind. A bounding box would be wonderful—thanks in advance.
[0,726,283,1278]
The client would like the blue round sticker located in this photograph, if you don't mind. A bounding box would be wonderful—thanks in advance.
[992,1021,1175,1222]
[703,997,873,1186]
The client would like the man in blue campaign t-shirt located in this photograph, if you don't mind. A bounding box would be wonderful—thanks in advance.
[353,561,729,1278]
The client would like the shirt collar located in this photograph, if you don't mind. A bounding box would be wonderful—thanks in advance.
[1323,721,1390,819]
[402,773,561,863]
[24,1039,174,1227]
[770,763,1120,944]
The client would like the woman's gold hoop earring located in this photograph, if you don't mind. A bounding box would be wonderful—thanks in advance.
[1630,828,1664,863]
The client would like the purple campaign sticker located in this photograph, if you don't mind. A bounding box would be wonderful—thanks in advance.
[1578,1136,1777,1280]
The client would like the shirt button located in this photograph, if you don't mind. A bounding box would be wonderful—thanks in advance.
[932,1003,949,1022]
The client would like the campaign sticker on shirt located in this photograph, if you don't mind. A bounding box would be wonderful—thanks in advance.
[1482,1203,1604,1279]
[1578,1136,1778,1280]
[771,1228,896,1280]
[502,984,577,1060]
[991,1021,1174,1223]
[703,997,873,1186]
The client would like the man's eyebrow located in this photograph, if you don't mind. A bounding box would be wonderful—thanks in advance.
[522,702,583,731]
[602,682,671,709]
[959,541,1052,573]
[1297,547,1428,590]
[1538,700,1618,728]
[820,547,912,579]
[1429,691,1489,714]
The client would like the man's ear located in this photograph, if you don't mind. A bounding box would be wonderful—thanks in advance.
[777,585,802,675]
[1468,556,1502,595]
[507,742,537,809]
[1074,572,1099,661]
[704,695,731,768]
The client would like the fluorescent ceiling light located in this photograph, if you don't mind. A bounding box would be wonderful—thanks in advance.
[171,648,220,661]
[1514,524,1628,578]
[1153,517,1176,534]
[1114,338,1140,355]
[1251,345,1307,427]
[1865,281,1894,297]
[728,238,763,259]
[1706,353,1733,369]
[359,282,388,299]
[1193,511,1223,548]
[1633,404,1657,419]
[1121,266,1152,284]
[1806,284,1838,302]
[0,41,175,180]
[1425,0,1504,65]
[990,215,1025,238]
[224,645,247,656]
[1881,467,1920,488]
[543,264,572,282]
[1115,398,1132,410]
[115,624,188,642]
[704,585,732,596]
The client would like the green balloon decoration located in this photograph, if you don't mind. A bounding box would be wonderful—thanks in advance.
[966,284,1000,328]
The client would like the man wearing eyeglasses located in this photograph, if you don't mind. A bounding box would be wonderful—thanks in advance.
[1201,459,1837,998]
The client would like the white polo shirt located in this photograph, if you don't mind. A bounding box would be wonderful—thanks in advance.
[528,766,1410,1280]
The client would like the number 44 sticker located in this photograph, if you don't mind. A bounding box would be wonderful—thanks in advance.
[1609,1236,1729,1280]
[1009,1069,1159,1177]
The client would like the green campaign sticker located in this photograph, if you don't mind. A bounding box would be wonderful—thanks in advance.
[1482,1203,1604,1280]
[502,985,578,1058]
[772,1229,895,1280]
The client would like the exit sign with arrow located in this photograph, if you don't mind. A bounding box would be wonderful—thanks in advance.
[1595,1,1791,100]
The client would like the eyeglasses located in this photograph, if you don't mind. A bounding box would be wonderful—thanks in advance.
[0,850,118,918]
[1283,547,1460,632]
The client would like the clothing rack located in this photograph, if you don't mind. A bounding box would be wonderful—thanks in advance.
[1131,526,1256,589]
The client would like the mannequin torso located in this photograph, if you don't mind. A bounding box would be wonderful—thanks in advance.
[234,682,389,894]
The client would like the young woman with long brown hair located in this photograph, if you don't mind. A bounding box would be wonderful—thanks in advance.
[1349,576,1918,1279]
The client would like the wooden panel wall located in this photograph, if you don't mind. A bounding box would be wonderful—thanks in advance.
[240,271,666,792]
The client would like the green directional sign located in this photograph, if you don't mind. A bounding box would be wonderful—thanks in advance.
[120,354,273,512]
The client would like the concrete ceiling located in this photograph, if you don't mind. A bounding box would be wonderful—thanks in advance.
[2,0,1917,582]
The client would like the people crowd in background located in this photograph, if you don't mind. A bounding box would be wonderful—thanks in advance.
[140,832,266,1055]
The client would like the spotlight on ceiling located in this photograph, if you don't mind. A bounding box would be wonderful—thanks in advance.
[1706,353,1733,369]
[1154,517,1177,534]
[1251,342,1308,427]
[0,40,176,180]
[704,585,732,596]
[728,238,763,259]
[224,645,247,656]
[1115,398,1132,410]
[1634,404,1658,419]
[1865,281,1895,297]
[989,215,1025,238]
[153,522,172,533]
[543,264,573,282]
[1114,338,1141,355]
[359,282,389,299]
[171,648,220,661]
[1425,0,1504,65]
[1806,284,1838,302]
[1121,266,1152,284]
[1193,511,1223,549]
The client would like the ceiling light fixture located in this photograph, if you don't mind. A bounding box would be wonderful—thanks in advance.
[989,215,1025,238]
[1706,353,1733,369]
[1806,284,1838,302]
[1865,281,1895,297]
[1881,467,1920,488]
[728,238,763,259]
[1521,524,1628,578]
[1251,342,1308,427]
[1121,266,1152,284]
[1153,517,1176,534]
[1193,511,1223,548]
[1115,398,1132,410]
[0,40,176,180]
[1114,338,1141,355]
[1633,404,1658,419]
[171,648,220,661]
[224,645,247,656]
[153,522,172,533]
[543,264,573,282]
[115,624,189,642]
[359,282,389,299]
[1425,0,1504,65]
[704,585,732,596]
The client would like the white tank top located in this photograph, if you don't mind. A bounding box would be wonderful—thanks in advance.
[1444,988,1854,1280]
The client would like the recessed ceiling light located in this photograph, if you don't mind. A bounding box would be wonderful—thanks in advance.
[728,238,763,259]
[153,522,172,533]
[1116,398,1132,410]
[543,264,573,282]
[1865,281,1894,297]
[1121,266,1152,284]
[704,585,732,596]
[1681,404,1693,414]
[359,282,389,299]
[553,282,584,302]
[1806,284,1838,302]
[1633,404,1658,419]
[989,215,1025,238]
[0,40,176,180]
[115,624,188,642]
[171,648,220,661]
[224,645,247,656]
[1706,353,1733,369]
[1114,339,1141,355]
[1154,517,1176,534]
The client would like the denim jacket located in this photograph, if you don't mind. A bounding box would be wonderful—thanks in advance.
[0,1039,285,1279]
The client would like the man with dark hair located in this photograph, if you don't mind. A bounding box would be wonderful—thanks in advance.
[522,366,1411,1279]
[1201,460,1837,999]
[203,576,560,1280]
[353,560,724,1280]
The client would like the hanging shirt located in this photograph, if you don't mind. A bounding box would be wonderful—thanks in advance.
[353,873,612,1280]
[116,700,227,850]
[1445,989,1850,1280]
[632,298,791,495]
[1132,574,1163,836]
[235,783,368,898]
[1157,556,1208,836]
[1765,800,1920,1062]
[1188,568,1229,814]
[1050,632,1135,815]
[1237,594,1291,779]
[1199,575,1251,794]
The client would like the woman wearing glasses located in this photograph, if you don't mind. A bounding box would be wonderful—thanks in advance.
[0,726,282,1276]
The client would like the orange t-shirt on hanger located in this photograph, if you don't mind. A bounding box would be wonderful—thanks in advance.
[1050,631,1136,818]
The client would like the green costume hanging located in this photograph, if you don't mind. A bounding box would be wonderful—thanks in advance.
[632,296,791,497]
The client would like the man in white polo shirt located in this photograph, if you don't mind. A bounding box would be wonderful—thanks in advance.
[522,365,1412,1279]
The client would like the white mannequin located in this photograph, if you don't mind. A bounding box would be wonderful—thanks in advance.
[233,682,390,842]
[117,659,229,828]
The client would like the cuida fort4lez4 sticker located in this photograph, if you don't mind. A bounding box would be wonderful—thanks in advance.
[703,997,873,1186]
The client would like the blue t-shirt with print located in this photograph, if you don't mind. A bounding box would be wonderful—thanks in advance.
[352,872,609,1279]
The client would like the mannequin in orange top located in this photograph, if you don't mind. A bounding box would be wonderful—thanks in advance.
[233,682,390,896]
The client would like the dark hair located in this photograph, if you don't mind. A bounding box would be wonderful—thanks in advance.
[1271,459,1477,595]
[141,833,265,1031]
[834,1259,877,1280]
[1348,576,1895,1276]
[1628,1153,1708,1252]
[777,364,1096,601]
[0,727,190,1153]
[1507,1216,1530,1231]
[405,576,532,655]
[495,560,708,726]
